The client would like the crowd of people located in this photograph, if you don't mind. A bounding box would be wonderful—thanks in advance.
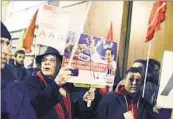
[1,21,172,119]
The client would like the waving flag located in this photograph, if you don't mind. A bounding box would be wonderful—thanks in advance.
[23,10,38,53]
[145,1,167,42]
[107,22,113,41]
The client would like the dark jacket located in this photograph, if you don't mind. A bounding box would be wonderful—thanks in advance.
[96,92,155,119]
[24,73,61,119]
[1,65,37,119]
[27,67,39,76]
[143,81,158,106]
[9,63,28,81]
[153,108,172,119]
[96,81,155,119]
[24,71,99,119]
[71,87,101,119]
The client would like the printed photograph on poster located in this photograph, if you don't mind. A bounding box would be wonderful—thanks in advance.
[63,34,117,86]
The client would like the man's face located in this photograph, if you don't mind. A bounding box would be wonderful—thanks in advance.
[7,51,12,61]
[1,38,10,69]
[105,50,113,63]
[16,53,25,65]
[152,64,160,75]
[41,54,57,77]
[124,72,142,94]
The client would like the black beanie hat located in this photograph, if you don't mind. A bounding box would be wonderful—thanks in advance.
[1,22,11,40]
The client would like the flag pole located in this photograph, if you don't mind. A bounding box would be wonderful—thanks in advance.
[67,1,92,68]
[34,28,39,68]
[142,41,151,98]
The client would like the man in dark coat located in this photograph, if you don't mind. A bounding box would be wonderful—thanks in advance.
[96,67,155,119]
[1,21,37,119]
[9,49,28,80]
[132,59,172,119]
[146,59,172,119]
[24,45,99,119]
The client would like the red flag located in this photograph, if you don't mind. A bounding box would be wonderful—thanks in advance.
[107,22,113,41]
[23,10,38,53]
[145,1,167,42]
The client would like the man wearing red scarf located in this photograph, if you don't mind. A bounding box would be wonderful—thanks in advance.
[24,45,98,119]
[96,67,155,119]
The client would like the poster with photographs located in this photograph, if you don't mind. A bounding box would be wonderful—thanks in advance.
[63,34,117,86]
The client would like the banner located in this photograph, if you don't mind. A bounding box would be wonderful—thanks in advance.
[36,4,70,55]
[36,3,88,55]
[157,51,173,108]
[63,34,117,86]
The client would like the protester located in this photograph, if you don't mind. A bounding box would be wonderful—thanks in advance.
[9,49,28,80]
[24,45,99,119]
[96,67,155,119]
[132,59,160,105]
[1,21,37,119]
[132,59,146,73]
[132,58,172,119]
[6,50,14,64]
[146,59,172,119]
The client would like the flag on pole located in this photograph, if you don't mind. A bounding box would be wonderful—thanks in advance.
[145,1,167,42]
[107,22,113,41]
[23,10,38,53]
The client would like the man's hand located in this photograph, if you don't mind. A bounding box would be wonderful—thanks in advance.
[83,89,95,103]
[55,67,72,86]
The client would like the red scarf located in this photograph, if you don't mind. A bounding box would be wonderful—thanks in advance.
[116,80,139,119]
[37,71,72,119]
[128,103,137,119]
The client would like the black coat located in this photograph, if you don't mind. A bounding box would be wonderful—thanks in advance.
[24,74,100,119]
[71,87,101,119]
[96,92,155,119]
[9,63,28,81]
[24,75,61,119]
[1,65,37,119]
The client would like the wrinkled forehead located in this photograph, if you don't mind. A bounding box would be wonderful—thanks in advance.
[132,62,145,69]
[126,72,141,79]
[43,54,56,59]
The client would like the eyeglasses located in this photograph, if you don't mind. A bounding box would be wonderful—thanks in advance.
[41,58,56,63]
[129,77,141,82]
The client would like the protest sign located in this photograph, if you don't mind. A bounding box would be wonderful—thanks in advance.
[157,51,173,109]
[36,4,70,55]
[35,3,89,55]
[63,34,117,86]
